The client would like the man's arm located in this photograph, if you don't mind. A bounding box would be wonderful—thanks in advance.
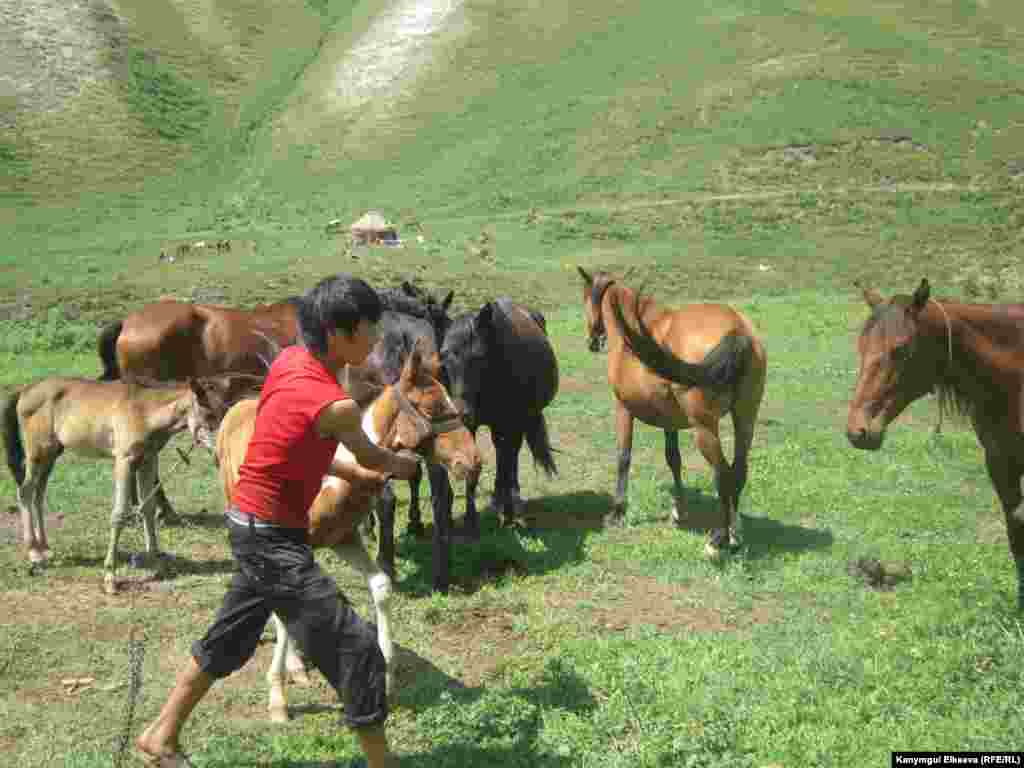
[315,399,419,480]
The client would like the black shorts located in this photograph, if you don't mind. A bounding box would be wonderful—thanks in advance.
[191,512,387,729]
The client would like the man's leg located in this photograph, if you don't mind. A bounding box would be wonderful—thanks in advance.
[139,524,272,761]
[136,658,213,762]
[273,561,395,768]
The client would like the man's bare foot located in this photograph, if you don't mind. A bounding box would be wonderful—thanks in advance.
[136,721,188,766]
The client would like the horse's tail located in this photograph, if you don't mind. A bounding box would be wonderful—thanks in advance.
[611,292,751,395]
[97,320,123,380]
[524,411,558,477]
[2,390,25,486]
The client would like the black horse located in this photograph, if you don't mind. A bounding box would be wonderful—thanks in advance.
[366,287,468,592]
[434,297,559,536]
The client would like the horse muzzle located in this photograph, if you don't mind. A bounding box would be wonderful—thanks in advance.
[847,426,885,451]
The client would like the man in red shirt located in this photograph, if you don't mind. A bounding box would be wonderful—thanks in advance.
[137,274,419,768]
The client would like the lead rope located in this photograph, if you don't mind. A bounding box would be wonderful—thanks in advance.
[111,440,197,768]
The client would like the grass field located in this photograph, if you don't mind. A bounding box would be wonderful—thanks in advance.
[2,1,1024,766]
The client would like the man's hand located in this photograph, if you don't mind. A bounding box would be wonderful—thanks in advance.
[316,399,421,481]
[388,449,420,482]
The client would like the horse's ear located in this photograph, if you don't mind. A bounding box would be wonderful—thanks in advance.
[911,278,930,313]
[474,302,494,335]
[855,280,883,307]
[442,290,454,311]
[577,266,593,286]
[403,338,426,381]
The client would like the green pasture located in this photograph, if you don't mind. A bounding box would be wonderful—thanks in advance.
[2,0,1023,765]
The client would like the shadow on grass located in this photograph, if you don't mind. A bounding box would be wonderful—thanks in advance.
[393,491,609,597]
[740,514,833,561]
[57,550,236,579]
[159,507,229,530]
[656,484,833,562]
[256,651,591,768]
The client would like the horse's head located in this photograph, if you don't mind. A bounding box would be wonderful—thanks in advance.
[439,303,495,431]
[188,374,264,450]
[847,278,940,450]
[401,281,455,341]
[384,338,481,481]
[577,267,617,352]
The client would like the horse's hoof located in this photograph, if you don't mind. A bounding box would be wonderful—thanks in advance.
[670,504,684,527]
[603,513,626,529]
[28,549,47,564]
[269,706,290,724]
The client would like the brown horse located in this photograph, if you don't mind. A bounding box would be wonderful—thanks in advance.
[2,374,261,592]
[96,298,299,522]
[577,268,767,556]
[216,342,480,721]
[847,278,1024,610]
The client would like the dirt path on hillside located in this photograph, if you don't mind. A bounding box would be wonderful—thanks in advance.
[329,0,463,112]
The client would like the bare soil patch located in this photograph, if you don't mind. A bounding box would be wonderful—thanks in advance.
[425,604,528,687]
[544,573,778,636]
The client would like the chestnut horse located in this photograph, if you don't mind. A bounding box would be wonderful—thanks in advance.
[577,268,767,556]
[2,374,261,592]
[216,343,480,720]
[847,278,1024,610]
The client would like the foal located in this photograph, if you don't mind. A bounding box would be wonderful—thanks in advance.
[2,375,259,591]
[216,343,480,721]
[577,268,767,556]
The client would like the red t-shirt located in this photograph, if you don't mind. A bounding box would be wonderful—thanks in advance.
[232,345,350,528]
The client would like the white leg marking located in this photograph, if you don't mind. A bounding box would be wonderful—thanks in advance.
[268,613,291,723]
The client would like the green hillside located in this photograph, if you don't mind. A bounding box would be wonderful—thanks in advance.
[4,0,1024,317]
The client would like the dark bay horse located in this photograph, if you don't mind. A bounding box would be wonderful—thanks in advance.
[847,278,1024,610]
[438,297,559,534]
[217,344,479,718]
[2,373,261,592]
[577,268,767,557]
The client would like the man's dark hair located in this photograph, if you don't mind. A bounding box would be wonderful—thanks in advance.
[297,273,382,356]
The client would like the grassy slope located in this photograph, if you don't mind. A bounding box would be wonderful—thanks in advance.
[2,1,1024,766]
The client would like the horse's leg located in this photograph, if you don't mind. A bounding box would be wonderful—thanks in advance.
[19,458,48,565]
[136,455,163,564]
[463,457,481,540]
[694,423,736,559]
[31,454,59,560]
[267,612,292,723]
[729,358,765,548]
[664,430,684,526]
[333,533,395,694]
[982,447,1024,610]
[375,481,398,579]
[151,454,180,526]
[428,464,453,593]
[494,429,525,526]
[103,459,135,593]
[608,400,634,527]
[406,462,425,538]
